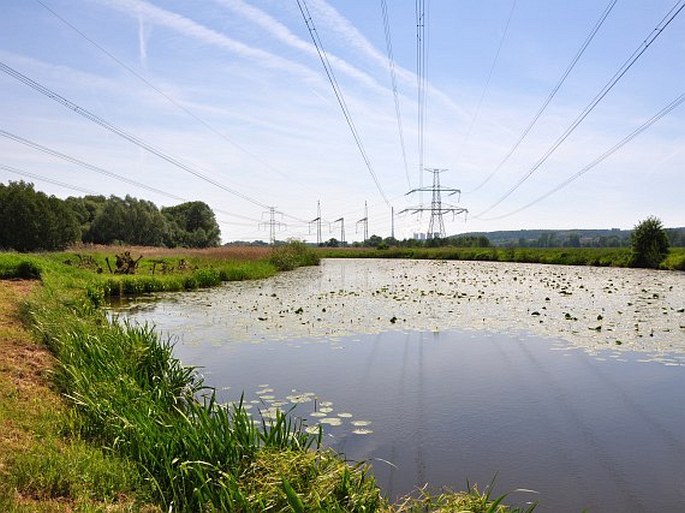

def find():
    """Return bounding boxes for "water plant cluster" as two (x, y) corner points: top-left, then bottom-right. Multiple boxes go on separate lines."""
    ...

(0, 245), (534, 512)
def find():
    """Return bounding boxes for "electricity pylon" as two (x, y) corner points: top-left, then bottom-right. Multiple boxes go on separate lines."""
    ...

(259, 206), (286, 244)
(356, 201), (368, 242)
(333, 217), (345, 244)
(309, 200), (323, 245)
(400, 168), (468, 238)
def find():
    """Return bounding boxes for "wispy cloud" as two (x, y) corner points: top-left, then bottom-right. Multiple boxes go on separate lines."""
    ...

(306, 0), (467, 117)
(210, 0), (391, 97)
(137, 11), (148, 69)
(93, 0), (321, 83)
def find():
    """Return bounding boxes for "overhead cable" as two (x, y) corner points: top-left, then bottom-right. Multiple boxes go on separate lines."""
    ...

(381, 0), (411, 188)
(1, 163), (99, 195)
(467, 0), (618, 194)
(33, 0), (317, 197)
(0, 128), (260, 222)
(479, 91), (685, 221)
(0, 60), (272, 211)
(295, 0), (391, 208)
(416, 0), (427, 190)
(474, 0), (685, 218)
(0, 163), (262, 229)
(457, 0), (518, 160)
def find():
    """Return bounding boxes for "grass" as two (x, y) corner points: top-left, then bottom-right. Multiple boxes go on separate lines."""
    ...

(0, 280), (155, 513)
(319, 246), (685, 270)
(0, 243), (533, 512)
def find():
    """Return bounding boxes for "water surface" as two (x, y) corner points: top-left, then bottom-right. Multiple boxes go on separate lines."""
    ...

(116, 259), (685, 512)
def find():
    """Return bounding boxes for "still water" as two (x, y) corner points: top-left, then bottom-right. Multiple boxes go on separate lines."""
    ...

(117, 260), (685, 512)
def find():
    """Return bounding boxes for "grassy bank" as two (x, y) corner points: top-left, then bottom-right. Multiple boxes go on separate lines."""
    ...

(319, 246), (685, 270)
(0, 280), (150, 512)
(0, 245), (533, 512)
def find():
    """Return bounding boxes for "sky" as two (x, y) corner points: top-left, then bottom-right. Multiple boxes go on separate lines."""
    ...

(0, 0), (683, 243)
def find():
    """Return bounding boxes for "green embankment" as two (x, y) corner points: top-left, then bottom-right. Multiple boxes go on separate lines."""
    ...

(0, 245), (533, 512)
(320, 246), (685, 270)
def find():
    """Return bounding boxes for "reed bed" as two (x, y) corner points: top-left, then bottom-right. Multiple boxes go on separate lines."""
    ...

(68, 243), (273, 261)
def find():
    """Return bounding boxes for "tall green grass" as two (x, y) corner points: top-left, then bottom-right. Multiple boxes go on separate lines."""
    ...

(320, 246), (685, 270)
(26, 285), (383, 512)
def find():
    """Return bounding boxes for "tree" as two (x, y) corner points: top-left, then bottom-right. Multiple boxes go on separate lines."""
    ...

(162, 201), (221, 248)
(87, 195), (170, 246)
(630, 216), (670, 268)
(0, 181), (80, 251)
(365, 235), (383, 248)
(65, 195), (107, 240)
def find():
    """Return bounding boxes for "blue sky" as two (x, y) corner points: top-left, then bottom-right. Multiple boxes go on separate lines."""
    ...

(1, 0), (683, 242)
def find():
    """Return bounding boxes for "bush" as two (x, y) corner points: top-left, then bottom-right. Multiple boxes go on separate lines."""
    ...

(269, 241), (320, 271)
(630, 216), (670, 269)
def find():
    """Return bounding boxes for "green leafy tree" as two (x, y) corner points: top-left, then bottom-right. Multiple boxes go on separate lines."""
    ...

(65, 195), (107, 240)
(87, 195), (170, 246)
(365, 235), (383, 248)
(630, 216), (670, 268)
(0, 181), (80, 251)
(162, 201), (221, 248)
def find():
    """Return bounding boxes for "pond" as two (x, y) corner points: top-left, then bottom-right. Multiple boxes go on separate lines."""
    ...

(115, 259), (685, 512)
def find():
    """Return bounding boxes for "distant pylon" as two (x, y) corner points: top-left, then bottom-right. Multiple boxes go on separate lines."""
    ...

(259, 206), (286, 244)
(356, 201), (369, 241)
(400, 168), (467, 238)
(333, 217), (345, 244)
(309, 200), (323, 245)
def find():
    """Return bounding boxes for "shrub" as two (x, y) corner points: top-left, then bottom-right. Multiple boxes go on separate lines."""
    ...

(630, 216), (670, 268)
(269, 241), (320, 271)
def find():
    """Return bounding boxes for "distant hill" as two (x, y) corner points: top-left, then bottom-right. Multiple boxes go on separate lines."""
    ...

(452, 227), (685, 248)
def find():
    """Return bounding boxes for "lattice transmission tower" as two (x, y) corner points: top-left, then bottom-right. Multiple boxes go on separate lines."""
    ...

(400, 168), (468, 238)
(259, 207), (286, 244)
(356, 201), (369, 242)
(309, 200), (323, 245)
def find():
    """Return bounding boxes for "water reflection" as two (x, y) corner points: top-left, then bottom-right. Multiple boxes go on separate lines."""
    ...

(115, 323), (685, 512)
(112, 259), (685, 511)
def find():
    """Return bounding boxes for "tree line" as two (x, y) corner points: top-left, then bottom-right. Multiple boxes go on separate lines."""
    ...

(0, 181), (221, 252)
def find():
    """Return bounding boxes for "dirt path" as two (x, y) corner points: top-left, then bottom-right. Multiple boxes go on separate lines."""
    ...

(0, 280), (66, 510)
(0, 280), (52, 396)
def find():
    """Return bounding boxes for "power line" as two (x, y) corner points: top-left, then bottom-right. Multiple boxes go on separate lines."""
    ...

(33, 0), (318, 198)
(0, 162), (262, 230)
(295, 0), (391, 208)
(0, 128), (260, 223)
(0, 163), (99, 195)
(416, 0), (427, 191)
(479, 91), (685, 221)
(474, 0), (685, 218)
(0, 60), (273, 211)
(381, 0), (411, 188)
(456, 0), (518, 160)
(467, 0), (618, 194)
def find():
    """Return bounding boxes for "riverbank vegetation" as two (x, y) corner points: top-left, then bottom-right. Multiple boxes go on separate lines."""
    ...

(0, 245), (532, 512)
(319, 245), (685, 271)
